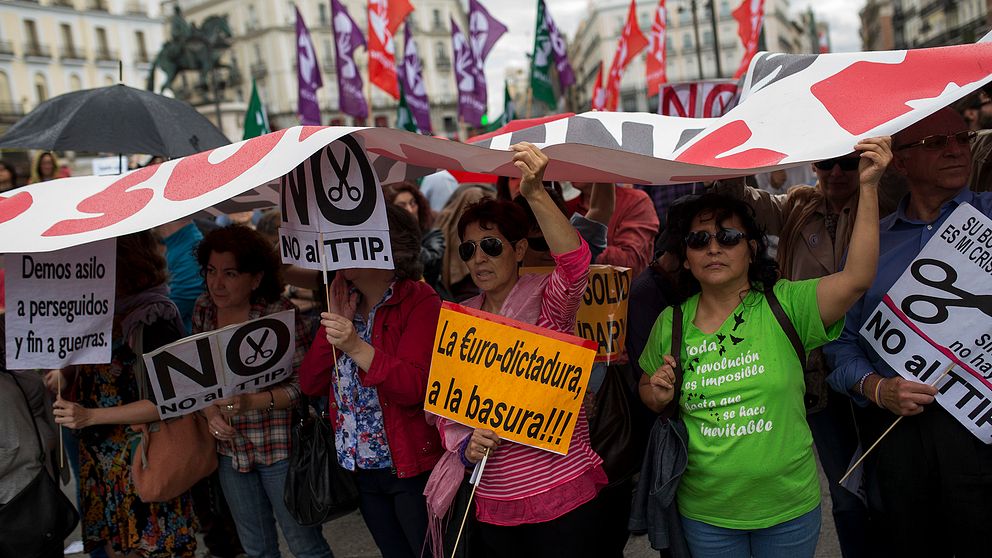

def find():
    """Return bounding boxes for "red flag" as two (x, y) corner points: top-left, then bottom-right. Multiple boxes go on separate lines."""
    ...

(732, 0), (765, 79)
(604, 0), (648, 111)
(591, 62), (605, 110)
(817, 28), (830, 54)
(646, 0), (668, 98)
(368, 0), (415, 99)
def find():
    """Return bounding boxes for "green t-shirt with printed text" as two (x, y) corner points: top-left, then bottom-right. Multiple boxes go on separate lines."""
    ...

(639, 279), (843, 529)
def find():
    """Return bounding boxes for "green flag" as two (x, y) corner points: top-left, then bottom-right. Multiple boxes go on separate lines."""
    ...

(396, 88), (418, 133)
(242, 79), (270, 140)
(529, 0), (555, 108)
(484, 82), (516, 132)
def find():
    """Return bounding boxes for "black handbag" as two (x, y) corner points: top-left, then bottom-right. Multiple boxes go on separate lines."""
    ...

(283, 400), (359, 526)
(588, 362), (645, 484)
(0, 373), (79, 558)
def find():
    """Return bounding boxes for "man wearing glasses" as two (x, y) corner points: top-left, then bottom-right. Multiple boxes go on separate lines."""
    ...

(825, 107), (992, 557)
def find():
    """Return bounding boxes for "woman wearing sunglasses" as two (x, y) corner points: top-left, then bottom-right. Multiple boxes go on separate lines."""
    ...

(638, 137), (891, 558)
(426, 143), (607, 556)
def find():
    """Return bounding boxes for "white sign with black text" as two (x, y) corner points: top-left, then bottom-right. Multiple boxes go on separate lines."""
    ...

(278, 135), (393, 271)
(142, 310), (296, 419)
(4, 239), (116, 369)
(861, 203), (992, 443)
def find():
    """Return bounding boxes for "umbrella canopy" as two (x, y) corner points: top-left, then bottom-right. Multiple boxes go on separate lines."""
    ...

(0, 84), (230, 157)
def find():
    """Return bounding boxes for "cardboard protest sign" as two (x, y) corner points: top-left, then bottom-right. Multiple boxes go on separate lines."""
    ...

(521, 265), (631, 363)
(861, 203), (992, 443)
(426, 302), (597, 454)
(142, 310), (296, 419)
(1, 42), (991, 254)
(278, 134), (393, 271)
(4, 239), (115, 369)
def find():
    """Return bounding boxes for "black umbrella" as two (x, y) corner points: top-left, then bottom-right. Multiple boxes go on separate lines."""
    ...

(0, 84), (230, 158)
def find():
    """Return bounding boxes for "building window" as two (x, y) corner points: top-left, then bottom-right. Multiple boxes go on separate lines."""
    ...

(247, 5), (257, 32)
(374, 115), (388, 127)
(433, 9), (442, 29)
(683, 33), (693, 50)
(443, 116), (456, 133)
(69, 74), (82, 91)
(135, 30), (148, 63)
(0, 71), (14, 112)
(330, 117), (344, 126)
(61, 24), (76, 58)
(703, 30), (713, 46)
(319, 3), (328, 26)
(95, 27), (109, 58)
(34, 73), (48, 104)
(24, 20), (40, 51)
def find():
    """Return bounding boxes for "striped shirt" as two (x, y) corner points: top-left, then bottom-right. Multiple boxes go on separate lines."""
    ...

(192, 295), (304, 473)
(451, 236), (604, 523)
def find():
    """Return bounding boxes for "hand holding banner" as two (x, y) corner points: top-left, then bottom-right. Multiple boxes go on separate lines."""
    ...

(426, 302), (597, 454)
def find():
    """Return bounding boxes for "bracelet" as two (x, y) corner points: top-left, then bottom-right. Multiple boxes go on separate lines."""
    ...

(855, 372), (873, 396)
(266, 391), (275, 413)
(873, 377), (885, 408)
(458, 437), (473, 468)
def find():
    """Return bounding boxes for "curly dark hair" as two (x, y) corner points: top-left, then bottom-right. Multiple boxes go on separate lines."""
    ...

(116, 230), (169, 297)
(384, 182), (434, 232)
(669, 193), (779, 302)
(195, 224), (283, 304)
(386, 204), (424, 281)
(456, 198), (530, 244)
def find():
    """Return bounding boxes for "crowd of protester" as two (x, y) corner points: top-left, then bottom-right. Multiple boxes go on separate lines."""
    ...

(3, 90), (992, 558)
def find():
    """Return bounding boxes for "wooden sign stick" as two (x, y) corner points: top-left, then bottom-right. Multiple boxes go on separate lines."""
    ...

(450, 447), (489, 558)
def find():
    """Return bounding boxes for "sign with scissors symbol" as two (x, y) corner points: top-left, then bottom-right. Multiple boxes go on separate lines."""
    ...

(244, 329), (275, 364)
(902, 258), (992, 324)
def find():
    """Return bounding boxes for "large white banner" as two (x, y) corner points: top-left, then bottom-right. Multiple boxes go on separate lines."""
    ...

(4, 239), (115, 369)
(861, 204), (992, 443)
(142, 310), (296, 419)
(278, 135), (393, 271)
(1, 42), (991, 253)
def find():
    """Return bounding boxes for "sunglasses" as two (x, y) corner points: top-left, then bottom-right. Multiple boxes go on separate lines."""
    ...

(813, 157), (860, 171)
(897, 130), (976, 151)
(458, 237), (506, 261)
(685, 228), (747, 250)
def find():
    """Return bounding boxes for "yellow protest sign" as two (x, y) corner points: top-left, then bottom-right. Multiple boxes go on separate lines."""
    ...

(521, 265), (631, 363)
(426, 302), (598, 454)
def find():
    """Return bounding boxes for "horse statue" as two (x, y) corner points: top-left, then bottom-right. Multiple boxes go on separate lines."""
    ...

(147, 7), (232, 94)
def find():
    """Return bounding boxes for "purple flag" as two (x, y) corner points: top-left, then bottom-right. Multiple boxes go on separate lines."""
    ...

(400, 24), (432, 134)
(468, 0), (507, 61)
(295, 6), (323, 125)
(542, 0), (575, 89)
(451, 17), (485, 127)
(330, 0), (368, 120)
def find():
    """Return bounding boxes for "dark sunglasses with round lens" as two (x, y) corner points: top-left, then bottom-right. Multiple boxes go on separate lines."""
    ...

(458, 237), (505, 261)
(813, 157), (860, 172)
(685, 228), (747, 250)
(897, 130), (976, 151)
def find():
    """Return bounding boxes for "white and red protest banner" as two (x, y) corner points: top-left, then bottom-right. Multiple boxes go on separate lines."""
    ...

(861, 204), (992, 443)
(0, 42), (991, 253)
(659, 79), (739, 118)
(5, 239), (115, 369)
(143, 310), (296, 419)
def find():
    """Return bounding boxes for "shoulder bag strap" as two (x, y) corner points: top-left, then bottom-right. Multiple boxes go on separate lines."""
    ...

(7, 372), (47, 465)
(668, 304), (685, 420)
(765, 287), (807, 373)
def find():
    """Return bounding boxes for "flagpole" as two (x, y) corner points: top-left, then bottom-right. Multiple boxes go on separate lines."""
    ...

(526, 87), (533, 119)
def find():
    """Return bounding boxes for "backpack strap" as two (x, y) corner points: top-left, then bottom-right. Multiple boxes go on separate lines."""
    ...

(765, 287), (807, 374)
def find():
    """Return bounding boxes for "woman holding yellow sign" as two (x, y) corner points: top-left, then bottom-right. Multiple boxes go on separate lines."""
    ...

(638, 136), (892, 557)
(426, 143), (607, 556)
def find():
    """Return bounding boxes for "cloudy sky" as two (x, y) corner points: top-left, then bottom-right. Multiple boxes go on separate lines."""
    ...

(479, 0), (863, 114)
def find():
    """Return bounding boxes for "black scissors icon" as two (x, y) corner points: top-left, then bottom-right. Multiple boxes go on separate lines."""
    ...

(901, 258), (992, 324)
(245, 330), (274, 365)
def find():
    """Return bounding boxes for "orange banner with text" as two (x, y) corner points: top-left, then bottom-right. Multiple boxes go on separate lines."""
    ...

(426, 302), (598, 454)
(520, 265), (631, 363)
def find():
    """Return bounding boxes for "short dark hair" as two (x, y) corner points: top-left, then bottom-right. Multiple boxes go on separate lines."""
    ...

(386, 204), (424, 281)
(669, 193), (778, 301)
(117, 230), (169, 297)
(196, 224), (283, 304)
(0, 160), (18, 189)
(456, 198), (530, 244)
(384, 182), (434, 232)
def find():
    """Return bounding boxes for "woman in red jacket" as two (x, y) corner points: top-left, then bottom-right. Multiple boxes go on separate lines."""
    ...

(300, 205), (443, 558)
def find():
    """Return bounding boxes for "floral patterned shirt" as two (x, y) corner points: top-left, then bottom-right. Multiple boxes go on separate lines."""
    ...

(333, 285), (393, 471)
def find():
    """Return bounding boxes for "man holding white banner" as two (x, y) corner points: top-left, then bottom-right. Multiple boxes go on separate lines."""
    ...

(826, 108), (992, 556)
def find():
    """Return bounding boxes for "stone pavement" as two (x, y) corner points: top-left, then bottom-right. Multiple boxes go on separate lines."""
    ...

(65, 458), (842, 557)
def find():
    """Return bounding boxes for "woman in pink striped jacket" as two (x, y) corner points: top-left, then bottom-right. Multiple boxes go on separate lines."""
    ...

(425, 143), (607, 557)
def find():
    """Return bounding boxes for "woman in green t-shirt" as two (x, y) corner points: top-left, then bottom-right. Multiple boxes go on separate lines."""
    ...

(638, 137), (891, 557)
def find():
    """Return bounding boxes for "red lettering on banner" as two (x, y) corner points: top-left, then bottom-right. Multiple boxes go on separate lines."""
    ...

(0, 191), (33, 225)
(662, 84), (696, 117)
(811, 45), (992, 135)
(164, 129), (288, 201)
(43, 166), (157, 237)
(675, 120), (786, 168)
(703, 84), (738, 118)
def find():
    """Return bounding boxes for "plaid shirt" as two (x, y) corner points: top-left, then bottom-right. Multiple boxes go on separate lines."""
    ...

(192, 294), (305, 473)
